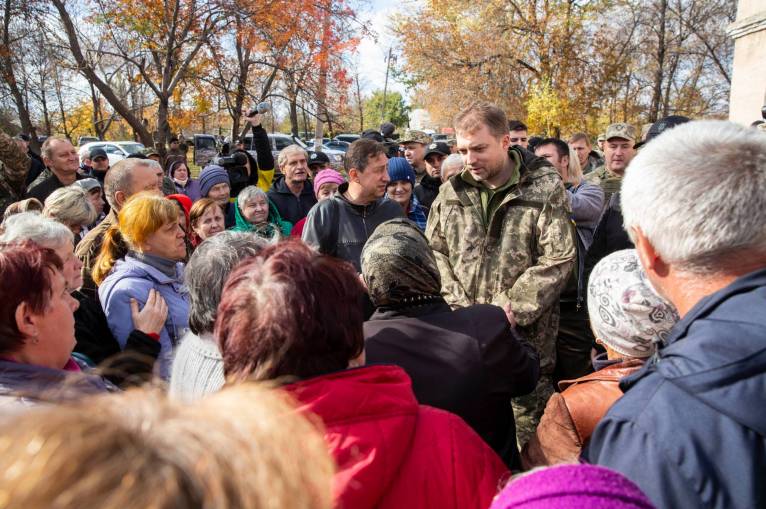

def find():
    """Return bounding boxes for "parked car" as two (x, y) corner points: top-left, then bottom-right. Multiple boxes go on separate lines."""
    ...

(78, 136), (99, 146)
(192, 134), (218, 167)
(78, 141), (146, 166)
(334, 134), (360, 144)
(242, 133), (345, 171)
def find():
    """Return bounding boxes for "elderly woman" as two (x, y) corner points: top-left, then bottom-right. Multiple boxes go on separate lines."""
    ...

(362, 218), (539, 467)
(385, 158), (428, 231)
(189, 198), (225, 247)
(0, 242), (114, 411)
(166, 160), (201, 202)
(0, 385), (334, 509)
(232, 185), (291, 238)
(1, 212), (166, 386)
(169, 231), (267, 402)
(43, 185), (98, 242)
(216, 240), (507, 509)
(94, 193), (189, 379)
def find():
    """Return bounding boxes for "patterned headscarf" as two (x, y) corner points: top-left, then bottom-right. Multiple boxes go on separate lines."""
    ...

(588, 249), (679, 358)
(361, 218), (441, 307)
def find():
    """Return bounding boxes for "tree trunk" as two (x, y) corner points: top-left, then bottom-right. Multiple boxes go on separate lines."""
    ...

(289, 93), (299, 138)
(157, 95), (172, 152)
(649, 0), (668, 122)
(52, 0), (153, 146)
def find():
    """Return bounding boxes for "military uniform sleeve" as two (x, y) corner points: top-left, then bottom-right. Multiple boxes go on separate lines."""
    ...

(425, 194), (471, 308)
(0, 131), (30, 189)
(496, 178), (576, 326)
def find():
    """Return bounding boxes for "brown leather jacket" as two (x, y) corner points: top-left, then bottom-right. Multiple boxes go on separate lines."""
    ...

(521, 358), (643, 470)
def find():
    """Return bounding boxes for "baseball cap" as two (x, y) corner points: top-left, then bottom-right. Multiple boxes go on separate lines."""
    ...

(75, 178), (102, 193)
(89, 147), (108, 161)
(645, 115), (691, 143)
(400, 129), (432, 145)
(425, 141), (450, 159)
(308, 151), (331, 167)
(604, 123), (637, 143)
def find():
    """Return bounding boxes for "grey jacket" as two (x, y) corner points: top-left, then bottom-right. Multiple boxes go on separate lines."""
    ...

(567, 181), (604, 252)
(169, 331), (225, 403)
(301, 182), (403, 271)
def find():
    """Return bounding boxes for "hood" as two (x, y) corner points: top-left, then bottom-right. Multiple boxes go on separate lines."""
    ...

(285, 365), (418, 508)
(623, 268), (766, 435)
(107, 255), (184, 286)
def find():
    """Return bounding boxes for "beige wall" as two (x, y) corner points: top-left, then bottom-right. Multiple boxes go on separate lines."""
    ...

(728, 1), (766, 125)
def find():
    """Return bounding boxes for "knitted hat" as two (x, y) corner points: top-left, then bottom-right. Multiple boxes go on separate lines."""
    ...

(387, 157), (416, 186)
(490, 464), (655, 509)
(198, 165), (230, 198)
(313, 169), (345, 196)
(588, 249), (679, 358)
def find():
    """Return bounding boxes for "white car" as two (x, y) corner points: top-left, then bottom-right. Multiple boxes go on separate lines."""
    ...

(78, 141), (146, 166)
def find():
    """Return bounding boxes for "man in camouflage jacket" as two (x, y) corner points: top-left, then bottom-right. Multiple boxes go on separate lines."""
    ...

(583, 123), (637, 204)
(426, 102), (576, 446)
(0, 132), (31, 217)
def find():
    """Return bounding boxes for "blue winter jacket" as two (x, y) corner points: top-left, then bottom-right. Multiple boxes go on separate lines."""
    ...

(98, 255), (189, 379)
(583, 268), (766, 509)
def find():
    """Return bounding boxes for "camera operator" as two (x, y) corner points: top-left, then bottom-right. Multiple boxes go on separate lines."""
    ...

(231, 108), (275, 197)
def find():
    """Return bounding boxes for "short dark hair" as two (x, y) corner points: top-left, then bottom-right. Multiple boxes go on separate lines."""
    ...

(345, 138), (386, 173)
(0, 242), (63, 355)
(216, 240), (365, 381)
(536, 138), (570, 160)
(508, 120), (528, 132)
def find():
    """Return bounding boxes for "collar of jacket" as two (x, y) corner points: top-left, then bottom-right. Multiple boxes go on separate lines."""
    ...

(122, 254), (184, 285)
(272, 174), (313, 196)
(335, 182), (386, 215)
(420, 174), (441, 189)
(370, 296), (449, 319)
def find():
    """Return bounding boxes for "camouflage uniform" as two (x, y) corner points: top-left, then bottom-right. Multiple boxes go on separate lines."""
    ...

(0, 132), (31, 217)
(582, 123), (637, 203)
(400, 129), (432, 183)
(426, 146), (576, 445)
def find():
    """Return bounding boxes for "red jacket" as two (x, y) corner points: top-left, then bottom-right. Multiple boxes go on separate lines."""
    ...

(285, 365), (508, 509)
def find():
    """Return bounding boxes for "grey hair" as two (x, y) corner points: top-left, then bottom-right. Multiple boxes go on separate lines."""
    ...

(237, 185), (267, 205)
(0, 211), (74, 248)
(185, 231), (270, 334)
(43, 186), (97, 227)
(622, 120), (766, 273)
(277, 144), (308, 169)
(104, 158), (153, 210)
(40, 136), (71, 160)
(442, 153), (463, 172)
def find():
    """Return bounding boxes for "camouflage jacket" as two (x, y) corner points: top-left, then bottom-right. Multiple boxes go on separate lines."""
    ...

(582, 165), (622, 199)
(0, 132), (31, 216)
(581, 152), (604, 175)
(426, 148), (576, 370)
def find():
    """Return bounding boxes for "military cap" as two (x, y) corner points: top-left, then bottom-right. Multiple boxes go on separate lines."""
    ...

(425, 141), (451, 159)
(400, 129), (432, 145)
(604, 123), (637, 142)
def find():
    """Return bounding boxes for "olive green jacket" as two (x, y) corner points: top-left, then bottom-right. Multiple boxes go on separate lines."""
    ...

(426, 148), (576, 372)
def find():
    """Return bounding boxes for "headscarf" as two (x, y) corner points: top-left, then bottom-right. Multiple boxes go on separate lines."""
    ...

(232, 196), (292, 239)
(361, 218), (441, 308)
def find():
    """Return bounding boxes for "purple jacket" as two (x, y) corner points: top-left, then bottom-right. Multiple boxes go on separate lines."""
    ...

(173, 179), (202, 202)
(98, 255), (189, 379)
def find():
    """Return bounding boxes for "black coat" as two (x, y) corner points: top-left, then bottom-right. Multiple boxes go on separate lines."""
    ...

(267, 175), (317, 226)
(73, 290), (161, 387)
(583, 192), (634, 291)
(414, 174), (441, 211)
(364, 299), (540, 467)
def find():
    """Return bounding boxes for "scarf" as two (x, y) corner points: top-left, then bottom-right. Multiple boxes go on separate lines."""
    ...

(129, 250), (178, 278)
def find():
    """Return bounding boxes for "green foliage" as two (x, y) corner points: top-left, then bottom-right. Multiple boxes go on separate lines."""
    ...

(363, 90), (410, 129)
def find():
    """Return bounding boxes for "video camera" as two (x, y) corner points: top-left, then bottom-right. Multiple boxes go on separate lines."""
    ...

(213, 151), (249, 188)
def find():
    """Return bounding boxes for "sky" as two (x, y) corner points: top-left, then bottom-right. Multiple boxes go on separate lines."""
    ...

(353, 0), (410, 99)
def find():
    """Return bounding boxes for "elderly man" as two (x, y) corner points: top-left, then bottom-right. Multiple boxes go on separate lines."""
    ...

(76, 158), (164, 299)
(169, 232), (267, 402)
(27, 136), (84, 203)
(267, 145), (317, 225)
(583, 123), (637, 203)
(427, 101), (576, 446)
(584, 121), (766, 509)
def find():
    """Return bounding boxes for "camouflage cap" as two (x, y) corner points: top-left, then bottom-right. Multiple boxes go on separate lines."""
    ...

(597, 133), (606, 142)
(605, 123), (637, 142)
(400, 129), (432, 145)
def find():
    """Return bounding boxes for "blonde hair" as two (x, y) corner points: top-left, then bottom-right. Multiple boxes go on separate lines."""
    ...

(44, 186), (97, 228)
(0, 384), (334, 509)
(92, 192), (178, 285)
(566, 145), (583, 185)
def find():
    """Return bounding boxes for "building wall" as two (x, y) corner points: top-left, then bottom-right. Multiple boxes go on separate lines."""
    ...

(728, 0), (766, 125)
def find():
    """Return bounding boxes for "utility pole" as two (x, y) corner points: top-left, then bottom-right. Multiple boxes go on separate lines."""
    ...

(380, 46), (393, 124)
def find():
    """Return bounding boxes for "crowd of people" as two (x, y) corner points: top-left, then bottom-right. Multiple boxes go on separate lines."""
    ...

(0, 100), (764, 509)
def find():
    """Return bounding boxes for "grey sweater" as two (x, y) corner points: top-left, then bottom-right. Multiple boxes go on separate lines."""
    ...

(169, 332), (225, 402)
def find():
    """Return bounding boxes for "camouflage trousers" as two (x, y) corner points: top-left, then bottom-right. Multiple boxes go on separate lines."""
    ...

(512, 375), (555, 447)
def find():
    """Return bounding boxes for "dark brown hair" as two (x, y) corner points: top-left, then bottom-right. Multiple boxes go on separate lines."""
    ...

(454, 101), (510, 138)
(345, 138), (386, 173)
(216, 239), (365, 381)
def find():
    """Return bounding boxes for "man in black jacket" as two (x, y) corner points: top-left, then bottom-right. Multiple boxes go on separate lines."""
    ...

(415, 141), (450, 211)
(302, 139), (402, 272)
(267, 145), (317, 225)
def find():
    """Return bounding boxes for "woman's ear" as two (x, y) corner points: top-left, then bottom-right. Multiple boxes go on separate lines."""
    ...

(14, 302), (38, 339)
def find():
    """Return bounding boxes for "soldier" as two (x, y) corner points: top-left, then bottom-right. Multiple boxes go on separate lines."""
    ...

(426, 101), (576, 447)
(583, 123), (637, 203)
(400, 129), (432, 183)
(0, 132), (31, 217)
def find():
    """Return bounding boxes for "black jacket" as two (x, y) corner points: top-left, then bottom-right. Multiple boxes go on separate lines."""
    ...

(583, 192), (633, 292)
(231, 125), (274, 198)
(73, 290), (161, 387)
(414, 174), (441, 211)
(301, 182), (403, 271)
(267, 174), (317, 226)
(364, 300), (540, 468)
